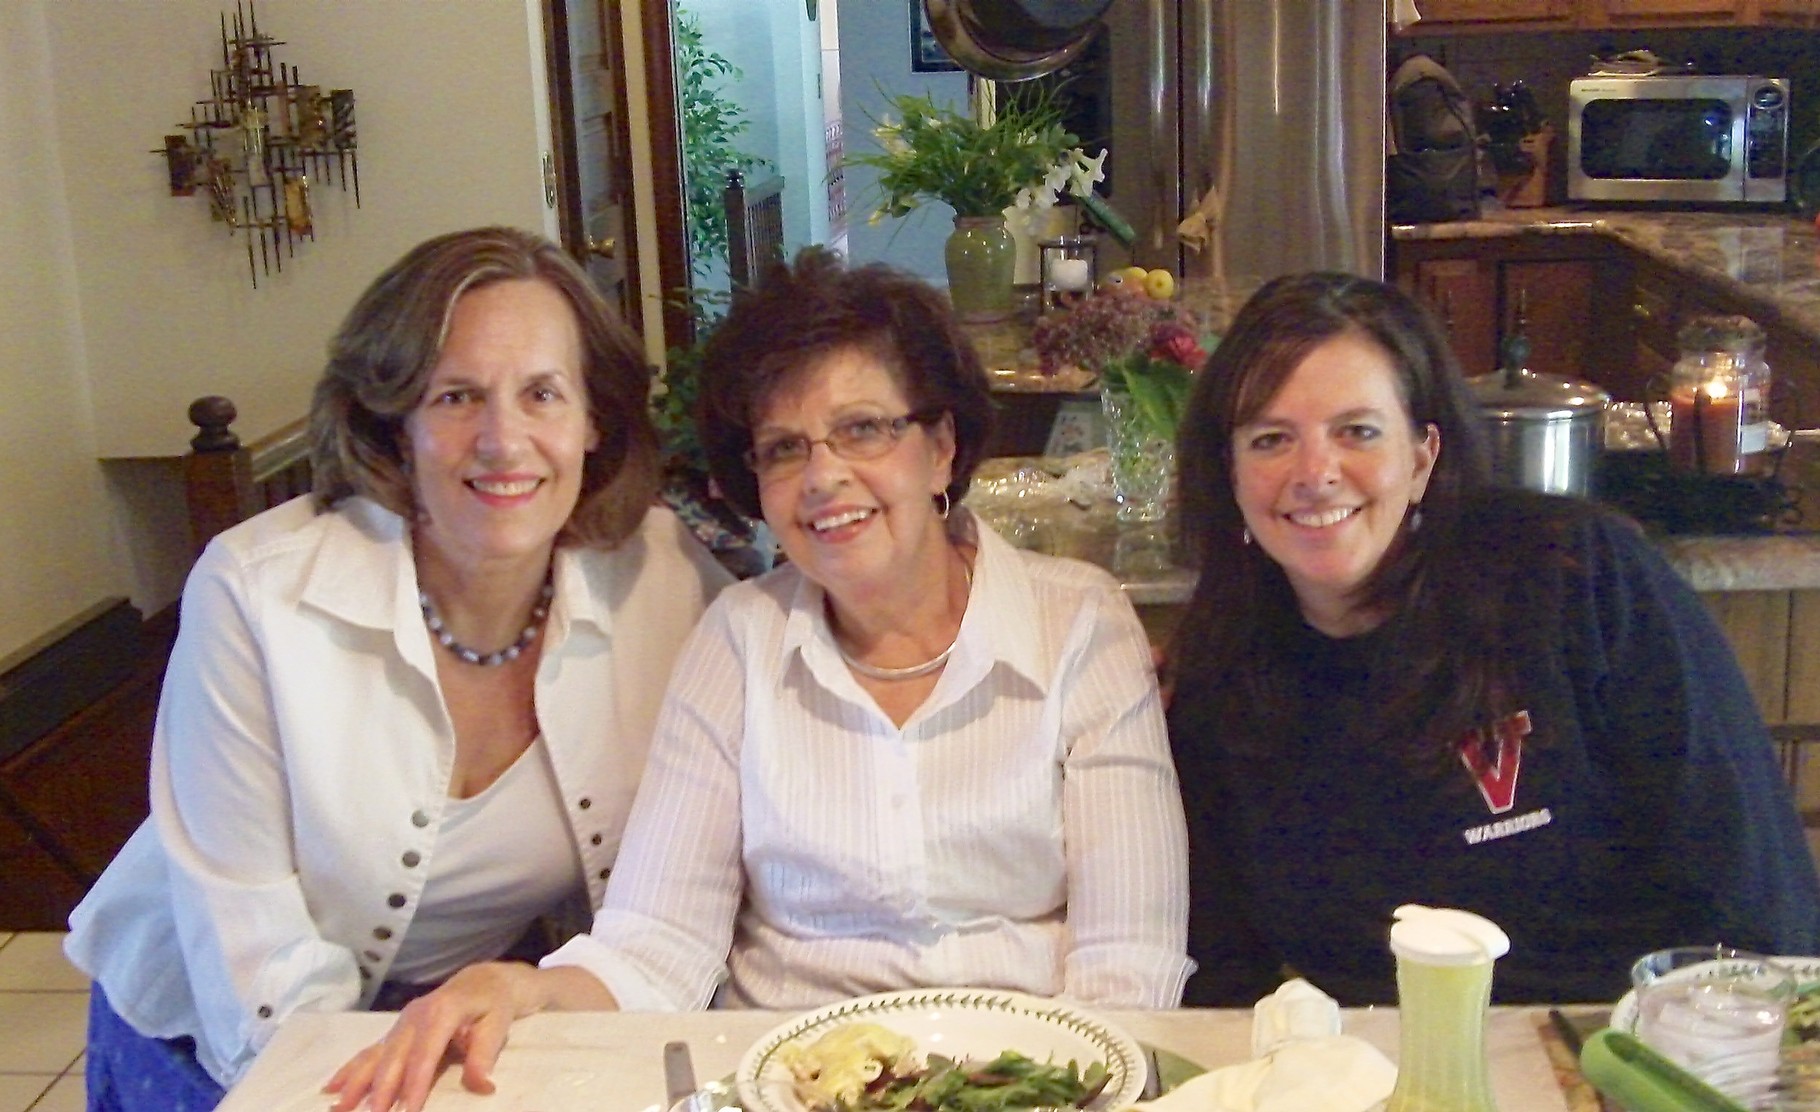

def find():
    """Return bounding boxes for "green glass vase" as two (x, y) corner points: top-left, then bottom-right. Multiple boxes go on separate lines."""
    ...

(944, 215), (1015, 323)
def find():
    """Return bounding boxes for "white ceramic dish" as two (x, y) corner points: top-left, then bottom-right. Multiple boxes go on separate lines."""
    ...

(1611, 954), (1820, 1034)
(733, 988), (1147, 1112)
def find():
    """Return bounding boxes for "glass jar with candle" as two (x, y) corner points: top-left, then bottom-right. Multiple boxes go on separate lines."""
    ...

(1039, 234), (1099, 313)
(1668, 315), (1772, 476)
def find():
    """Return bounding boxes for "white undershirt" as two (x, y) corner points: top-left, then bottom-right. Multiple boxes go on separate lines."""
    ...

(388, 735), (583, 984)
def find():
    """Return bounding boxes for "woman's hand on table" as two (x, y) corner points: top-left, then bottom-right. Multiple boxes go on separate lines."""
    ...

(322, 962), (616, 1112)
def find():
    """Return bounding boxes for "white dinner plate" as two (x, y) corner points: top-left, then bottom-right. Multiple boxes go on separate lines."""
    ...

(733, 987), (1147, 1112)
(1610, 954), (1820, 1034)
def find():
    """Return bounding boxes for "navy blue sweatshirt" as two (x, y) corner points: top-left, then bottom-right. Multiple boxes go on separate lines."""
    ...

(1169, 492), (1820, 1005)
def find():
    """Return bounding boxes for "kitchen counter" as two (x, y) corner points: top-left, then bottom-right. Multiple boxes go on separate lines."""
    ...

(972, 450), (1820, 601)
(1393, 206), (1820, 346)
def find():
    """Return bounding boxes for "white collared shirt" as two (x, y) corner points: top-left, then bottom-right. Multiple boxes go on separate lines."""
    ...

(65, 496), (730, 1085)
(542, 512), (1193, 1010)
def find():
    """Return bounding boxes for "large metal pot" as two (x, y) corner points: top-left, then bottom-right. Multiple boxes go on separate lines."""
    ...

(923, 0), (1109, 82)
(1466, 363), (1610, 497)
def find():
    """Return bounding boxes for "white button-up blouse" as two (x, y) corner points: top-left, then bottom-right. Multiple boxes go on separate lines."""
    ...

(65, 496), (729, 1086)
(542, 513), (1193, 1010)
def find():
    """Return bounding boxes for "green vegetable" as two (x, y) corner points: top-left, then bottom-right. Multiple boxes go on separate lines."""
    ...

(829, 1049), (1109, 1112)
(1787, 979), (1820, 1044)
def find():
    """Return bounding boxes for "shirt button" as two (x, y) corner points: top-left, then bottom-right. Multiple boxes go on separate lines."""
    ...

(589, 833), (602, 846)
(387, 894), (406, 909)
(597, 867), (610, 881)
(578, 797), (592, 810)
(257, 1005), (273, 1019)
(364, 951), (381, 962)
(411, 810), (430, 828)
(402, 850), (421, 868)
(373, 927), (393, 941)
(359, 966), (372, 980)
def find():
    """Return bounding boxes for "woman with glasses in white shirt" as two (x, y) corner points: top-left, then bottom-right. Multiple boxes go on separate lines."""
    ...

(330, 248), (1191, 1112)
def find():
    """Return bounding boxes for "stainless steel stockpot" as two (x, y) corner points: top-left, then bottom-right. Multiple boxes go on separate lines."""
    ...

(1466, 365), (1611, 497)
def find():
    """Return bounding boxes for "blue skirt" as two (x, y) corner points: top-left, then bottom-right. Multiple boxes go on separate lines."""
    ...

(85, 985), (225, 1112)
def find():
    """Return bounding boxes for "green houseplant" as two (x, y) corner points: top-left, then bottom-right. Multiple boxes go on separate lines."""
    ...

(845, 89), (1099, 321)
(676, 11), (768, 280)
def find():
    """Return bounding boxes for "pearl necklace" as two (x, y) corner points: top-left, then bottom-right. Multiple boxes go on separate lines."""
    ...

(420, 572), (554, 667)
(835, 558), (972, 682)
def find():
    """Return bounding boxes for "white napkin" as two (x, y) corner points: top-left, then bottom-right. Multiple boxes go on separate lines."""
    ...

(1135, 980), (1396, 1112)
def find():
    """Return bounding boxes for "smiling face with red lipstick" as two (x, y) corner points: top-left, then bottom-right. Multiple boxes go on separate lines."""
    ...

(1231, 328), (1438, 637)
(753, 345), (956, 604)
(404, 278), (599, 581)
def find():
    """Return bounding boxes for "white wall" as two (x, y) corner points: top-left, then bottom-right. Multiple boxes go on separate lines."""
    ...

(46, 0), (557, 461)
(0, 0), (120, 667)
(836, 0), (965, 281)
(0, 0), (557, 661)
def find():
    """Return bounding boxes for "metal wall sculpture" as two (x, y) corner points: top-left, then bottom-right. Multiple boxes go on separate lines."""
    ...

(153, 2), (359, 287)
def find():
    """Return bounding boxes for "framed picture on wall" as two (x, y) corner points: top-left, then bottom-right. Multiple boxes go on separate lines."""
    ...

(910, 2), (961, 73)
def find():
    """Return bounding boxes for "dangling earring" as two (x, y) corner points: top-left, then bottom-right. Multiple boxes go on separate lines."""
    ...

(1408, 504), (1424, 532)
(1241, 526), (1253, 546)
(935, 490), (952, 520)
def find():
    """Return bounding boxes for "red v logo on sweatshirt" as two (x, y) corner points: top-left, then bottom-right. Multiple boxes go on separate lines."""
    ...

(1459, 710), (1532, 815)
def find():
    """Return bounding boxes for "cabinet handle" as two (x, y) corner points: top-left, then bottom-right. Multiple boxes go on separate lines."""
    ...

(1633, 302), (1654, 321)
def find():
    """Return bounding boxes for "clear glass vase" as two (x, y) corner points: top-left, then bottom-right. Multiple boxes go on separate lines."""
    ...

(1099, 384), (1173, 523)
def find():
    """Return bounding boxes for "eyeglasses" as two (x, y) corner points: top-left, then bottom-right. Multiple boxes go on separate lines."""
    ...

(744, 409), (941, 476)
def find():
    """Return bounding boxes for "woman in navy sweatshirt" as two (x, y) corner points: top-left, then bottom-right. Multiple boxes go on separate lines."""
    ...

(1168, 271), (1820, 1005)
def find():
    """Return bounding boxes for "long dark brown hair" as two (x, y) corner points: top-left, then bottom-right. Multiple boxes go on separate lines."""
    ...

(1171, 272), (1505, 764)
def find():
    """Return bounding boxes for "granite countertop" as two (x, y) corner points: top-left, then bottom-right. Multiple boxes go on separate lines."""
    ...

(1393, 206), (1820, 345)
(972, 450), (1820, 598)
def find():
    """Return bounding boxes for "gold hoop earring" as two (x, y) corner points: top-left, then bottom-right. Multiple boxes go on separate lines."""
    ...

(1241, 526), (1253, 546)
(935, 491), (952, 520)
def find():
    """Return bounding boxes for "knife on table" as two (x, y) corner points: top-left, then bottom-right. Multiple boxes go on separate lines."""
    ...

(664, 1040), (698, 1108)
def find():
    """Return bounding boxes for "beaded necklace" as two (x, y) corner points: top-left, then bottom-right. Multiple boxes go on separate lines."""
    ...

(419, 572), (554, 667)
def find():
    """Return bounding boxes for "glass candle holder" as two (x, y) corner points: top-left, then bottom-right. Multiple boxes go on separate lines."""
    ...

(1668, 314), (1772, 476)
(1040, 234), (1099, 313)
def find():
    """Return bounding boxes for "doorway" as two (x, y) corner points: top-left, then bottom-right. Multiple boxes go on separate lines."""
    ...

(671, 0), (843, 296)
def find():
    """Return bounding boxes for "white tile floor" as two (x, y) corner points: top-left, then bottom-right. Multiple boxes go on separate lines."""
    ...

(0, 933), (87, 1112)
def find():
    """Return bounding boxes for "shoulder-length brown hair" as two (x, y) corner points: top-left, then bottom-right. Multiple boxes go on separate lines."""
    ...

(695, 247), (996, 519)
(309, 226), (660, 548)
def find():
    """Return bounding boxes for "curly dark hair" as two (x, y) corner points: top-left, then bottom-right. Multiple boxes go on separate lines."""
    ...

(695, 247), (996, 519)
(308, 226), (660, 549)
(1172, 271), (1504, 764)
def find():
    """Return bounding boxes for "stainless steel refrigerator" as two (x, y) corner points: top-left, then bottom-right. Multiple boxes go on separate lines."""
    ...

(1100, 0), (1386, 283)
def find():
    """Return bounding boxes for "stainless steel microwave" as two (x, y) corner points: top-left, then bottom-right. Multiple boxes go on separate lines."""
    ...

(1567, 75), (1789, 204)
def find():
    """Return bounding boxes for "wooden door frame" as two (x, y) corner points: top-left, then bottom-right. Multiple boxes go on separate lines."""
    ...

(541, 0), (692, 348)
(637, 0), (695, 349)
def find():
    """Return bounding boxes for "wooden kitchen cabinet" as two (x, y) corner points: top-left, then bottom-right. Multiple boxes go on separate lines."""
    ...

(1597, 0), (1746, 18)
(1406, 256), (1499, 378)
(1412, 0), (1577, 25)
(1391, 235), (1627, 388)
(1399, 0), (1810, 29)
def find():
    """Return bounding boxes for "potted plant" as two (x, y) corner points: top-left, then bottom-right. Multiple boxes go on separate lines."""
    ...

(845, 88), (1100, 321)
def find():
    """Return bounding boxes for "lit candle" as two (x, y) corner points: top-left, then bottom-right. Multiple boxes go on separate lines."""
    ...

(1049, 257), (1092, 292)
(1669, 379), (1744, 474)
